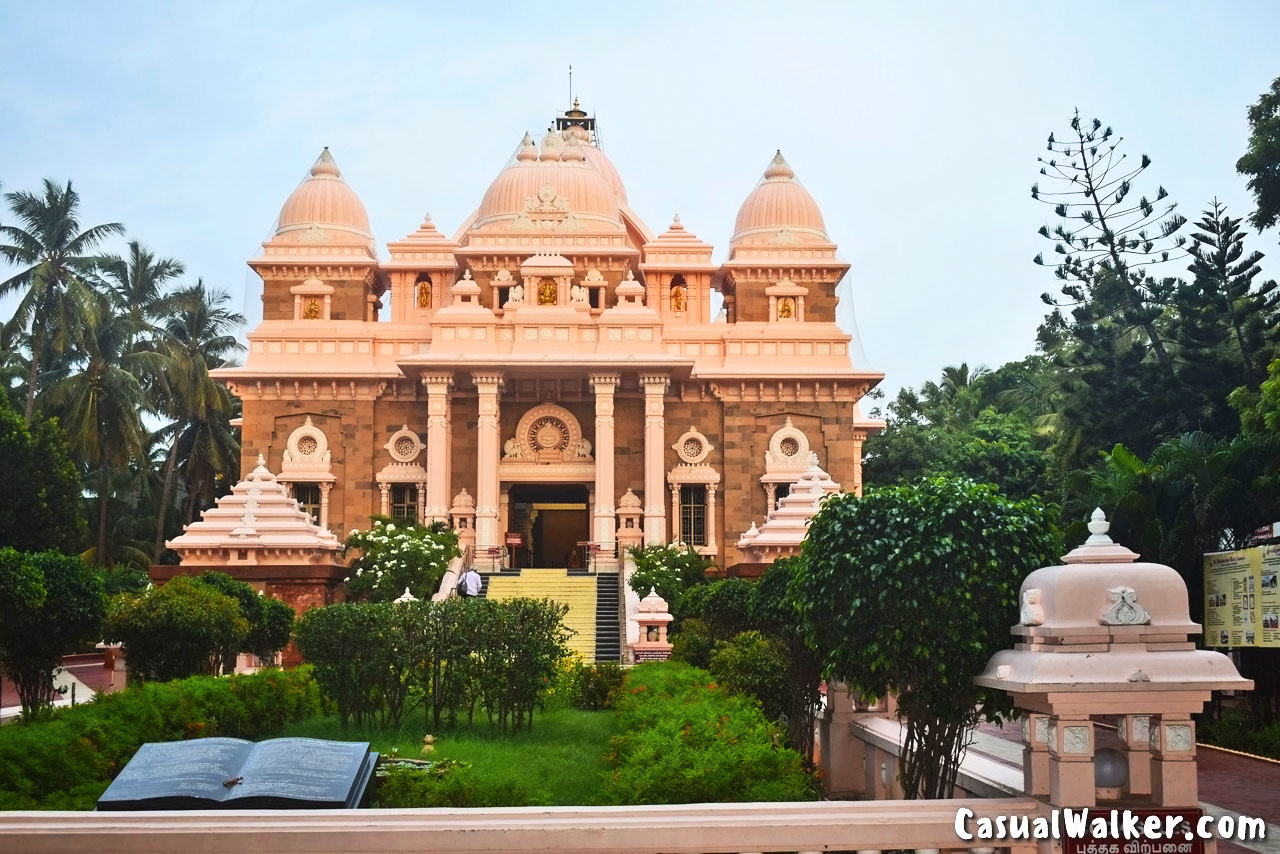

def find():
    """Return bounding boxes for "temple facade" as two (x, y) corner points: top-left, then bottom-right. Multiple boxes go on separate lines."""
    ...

(213, 103), (883, 573)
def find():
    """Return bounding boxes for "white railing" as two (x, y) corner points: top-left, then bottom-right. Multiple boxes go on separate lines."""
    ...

(0, 799), (1043, 854)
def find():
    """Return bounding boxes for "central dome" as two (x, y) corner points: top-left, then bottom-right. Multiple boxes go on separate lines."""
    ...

(472, 132), (624, 232)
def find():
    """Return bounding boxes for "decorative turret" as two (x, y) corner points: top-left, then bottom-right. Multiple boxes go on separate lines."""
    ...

(975, 509), (1252, 808)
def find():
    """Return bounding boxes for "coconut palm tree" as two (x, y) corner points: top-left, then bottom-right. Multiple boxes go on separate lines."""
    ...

(99, 240), (186, 340)
(41, 292), (170, 565)
(0, 180), (124, 421)
(152, 281), (244, 558)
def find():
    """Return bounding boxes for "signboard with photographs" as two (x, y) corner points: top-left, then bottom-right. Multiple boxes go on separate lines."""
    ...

(1204, 544), (1280, 648)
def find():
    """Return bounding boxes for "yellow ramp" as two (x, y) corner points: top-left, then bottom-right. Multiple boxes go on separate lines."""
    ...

(485, 569), (598, 661)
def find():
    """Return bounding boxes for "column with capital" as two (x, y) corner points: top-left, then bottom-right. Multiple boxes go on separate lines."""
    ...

(318, 482), (331, 531)
(705, 483), (718, 552)
(641, 374), (669, 544)
(421, 373), (454, 522)
(851, 430), (867, 497)
(473, 372), (504, 551)
(591, 373), (620, 561)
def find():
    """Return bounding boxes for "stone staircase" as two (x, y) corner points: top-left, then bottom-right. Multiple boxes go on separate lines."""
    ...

(483, 568), (598, 661)
(593, 572), (622, 662)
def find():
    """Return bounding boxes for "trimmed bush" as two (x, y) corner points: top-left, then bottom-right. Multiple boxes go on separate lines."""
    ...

(378, 764), (542, 807)
(604, 661), (814, 804)
(0, 667), (321, 810)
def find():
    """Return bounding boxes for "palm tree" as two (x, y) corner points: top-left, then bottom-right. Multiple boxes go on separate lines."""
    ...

(99, 240), (186, 339)
(0, 180), (124, 421)
(152, 282), (244, 558)
(41, 292), (170, 565)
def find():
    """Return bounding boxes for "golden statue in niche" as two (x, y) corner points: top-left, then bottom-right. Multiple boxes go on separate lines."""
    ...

(777, 297), (796, 319)
(304, 299), (321, 319)
(538, 278), (557, 305)
(416, 280), (431, 308)
(671, 285), (686, 312)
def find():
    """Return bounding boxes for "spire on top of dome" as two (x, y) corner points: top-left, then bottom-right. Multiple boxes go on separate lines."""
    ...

(516, 132), (537, 162)
(763, 150), (795, 181)
(311, 147), (341, 177)
(562, 134), (586, 162)
(539, 130), (564, 161)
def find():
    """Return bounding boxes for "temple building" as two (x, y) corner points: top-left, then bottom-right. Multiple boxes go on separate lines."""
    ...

(212, 102), (883, 577)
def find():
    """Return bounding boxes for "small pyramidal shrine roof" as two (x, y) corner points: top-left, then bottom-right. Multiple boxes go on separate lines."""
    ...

(736, 462), (841, 562)
(167, 455), (342, 560)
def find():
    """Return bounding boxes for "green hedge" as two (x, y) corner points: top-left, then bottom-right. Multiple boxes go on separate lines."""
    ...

(603, 661), (815, 804)
(0, 667), (321, 809)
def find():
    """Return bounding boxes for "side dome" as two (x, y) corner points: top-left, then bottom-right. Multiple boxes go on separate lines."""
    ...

(731, 151), (828, 245)
(274, 148), (373, 242)
(472, 133), (623, 232)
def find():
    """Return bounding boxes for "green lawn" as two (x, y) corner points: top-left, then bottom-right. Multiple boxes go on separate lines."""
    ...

(277, 707), (620, 806)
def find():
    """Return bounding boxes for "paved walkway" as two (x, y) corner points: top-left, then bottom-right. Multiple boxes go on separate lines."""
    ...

(971, 719), (1280, 854)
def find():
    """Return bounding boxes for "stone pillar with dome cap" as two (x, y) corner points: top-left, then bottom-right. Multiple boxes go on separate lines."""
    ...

(975, 508), (1252, 809)
(631, 588), (673, 662)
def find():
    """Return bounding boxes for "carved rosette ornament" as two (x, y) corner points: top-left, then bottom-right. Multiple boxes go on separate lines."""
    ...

(384, 426), (424, 463)
(506, 404), (587, 463)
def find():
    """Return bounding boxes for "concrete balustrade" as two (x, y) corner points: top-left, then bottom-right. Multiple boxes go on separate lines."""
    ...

(0, 800), (1042, 854)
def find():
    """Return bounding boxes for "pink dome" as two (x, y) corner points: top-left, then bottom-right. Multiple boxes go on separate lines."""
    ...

(275, 148), (373, 241)
(731, 151), (828, 245)
(473, 135), (623, 231)
(582, 144), (627, 202)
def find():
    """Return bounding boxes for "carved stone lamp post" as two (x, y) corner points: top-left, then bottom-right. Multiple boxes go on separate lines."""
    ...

(632, 588), (674, 662)
(975, 510), (1251, 808)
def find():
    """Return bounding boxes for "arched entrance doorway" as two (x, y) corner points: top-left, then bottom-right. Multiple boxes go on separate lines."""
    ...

(507, 483), (589, 569)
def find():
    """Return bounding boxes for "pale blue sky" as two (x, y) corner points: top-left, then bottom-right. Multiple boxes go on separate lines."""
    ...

(2, 1), (1277, 400)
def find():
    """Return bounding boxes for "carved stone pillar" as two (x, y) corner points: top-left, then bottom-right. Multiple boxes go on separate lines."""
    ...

(1150, 714), (1197, 807)
(1022, 713), (1051, 797)
(318, 482), (331, 531)
(851, 430), (867, 497)
(416, 481), (426, 525)
(705, 483), (717, 553)
(473, 372), (504, 550)
(1047, 717), (1095, 807)
(421, 373), (453, 522)
(763, 482), (777, 512)
(670, 484), (681, 542)
(378, 483), (390, 517)
(1118, 713), (1152, 797)
(591, 373), (620, 555)
(641, 374), (669, 544)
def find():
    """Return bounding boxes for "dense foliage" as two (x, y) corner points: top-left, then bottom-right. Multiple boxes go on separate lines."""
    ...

(0, 548), (105, 719)
(295, 596), (571, 733)
(0, 180), (244, 572)
(0, 667), (321, 809)
(0, 394), (86, 552)
(103, 575), (249, 681)
(343, 517), (461, 602)
(795, 477), (1061, 798)
(1238, 76), (1280, 234)
(671, 560), (823, 764)
(603, 662), (814, 804)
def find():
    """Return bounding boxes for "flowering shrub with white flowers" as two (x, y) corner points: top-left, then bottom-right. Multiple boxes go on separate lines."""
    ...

(626, 542), (713, 612)
(343, 517), (461, 602)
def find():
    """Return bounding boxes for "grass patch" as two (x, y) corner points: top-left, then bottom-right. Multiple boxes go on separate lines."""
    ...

(277, 706), (619, 806)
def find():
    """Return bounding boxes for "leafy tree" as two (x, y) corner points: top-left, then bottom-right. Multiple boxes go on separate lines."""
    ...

(0, 180), (123, 421)
(0, 393), (85, 553)
(1175, 202), (1279, 436)
(1231, 358), (1280, 434)
(794, 477), (1061, 798)
(104, 574), (248, 682)
(0, 548), (105, 720)
(192, 571), (294, 667)
(1237, 76), (1280, 235)
(343, 517), (461, 601)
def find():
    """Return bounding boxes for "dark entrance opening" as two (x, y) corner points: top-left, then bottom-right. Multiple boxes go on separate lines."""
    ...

(507, 484), (589, 569)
